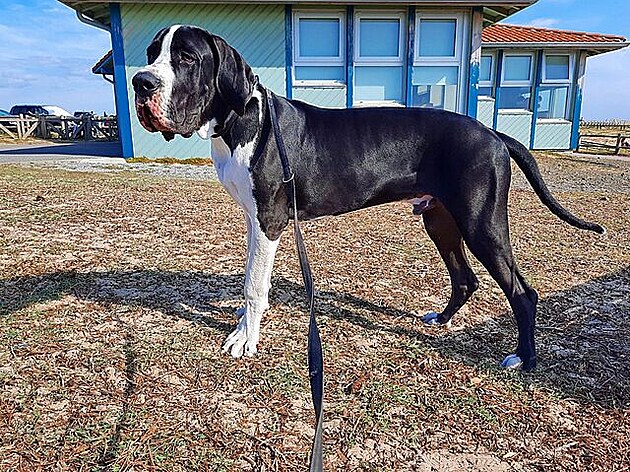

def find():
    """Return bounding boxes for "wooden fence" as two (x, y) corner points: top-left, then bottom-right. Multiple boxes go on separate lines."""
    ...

(581, 119), (630, 130)
(577, 133), (630, 155)
(0, 115), (118, 141)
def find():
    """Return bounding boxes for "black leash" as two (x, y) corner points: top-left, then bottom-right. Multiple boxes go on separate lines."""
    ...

(266, 88), (324, 471)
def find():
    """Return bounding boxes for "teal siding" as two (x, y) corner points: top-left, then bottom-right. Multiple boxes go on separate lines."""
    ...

(293, 87), (347, 108)
(533, 120), (572, 150)
(121, 3), (286, 158)
(496, 111), (533, 148)
(477, 97), (494, 128)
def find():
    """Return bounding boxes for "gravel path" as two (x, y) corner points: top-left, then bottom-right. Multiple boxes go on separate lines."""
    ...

(26, 153), (630, 193)
(25, 157), (220, 181)
(19, 151), (629, 194)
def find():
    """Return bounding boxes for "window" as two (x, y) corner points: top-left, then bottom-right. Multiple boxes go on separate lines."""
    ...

(498, 53), (534, 110)
(293, 11), (346, 85)
(412, 12), (466, 112)
(503, 55), (532, 82)
(479, 53), (495, 97)
(418, 19), (456, 58)
(537, 54), (572, 119)
(537, 86), (570, 119)
(544, 54), (570, 81)
(353, 11), (406, 105)
(480, 55), (493, 82)
(411, 66), (459, 109)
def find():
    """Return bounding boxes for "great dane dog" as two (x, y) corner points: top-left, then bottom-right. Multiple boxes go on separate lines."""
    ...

(131, 25), (604, 371)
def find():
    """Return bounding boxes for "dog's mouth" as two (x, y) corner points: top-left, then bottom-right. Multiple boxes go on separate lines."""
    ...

(135, 94), (196, 141)
(135, 93), (187, 141)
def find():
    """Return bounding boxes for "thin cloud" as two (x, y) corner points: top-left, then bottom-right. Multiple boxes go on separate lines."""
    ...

(527, 18), (561, 28)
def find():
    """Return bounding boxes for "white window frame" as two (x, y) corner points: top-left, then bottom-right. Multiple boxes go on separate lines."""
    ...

(479, 52), (496, 88)
(538, 51), (574, 122)
(353, 9), (406, 106)
(414, 12), (465, 63)
(412, 11), (468, 113)
(500, 52), (535, 87)
(354, 10), (406, 64)
(542, 52), (573, 85)
(497, 52), (535, 112)
(293, 10), (346, 87)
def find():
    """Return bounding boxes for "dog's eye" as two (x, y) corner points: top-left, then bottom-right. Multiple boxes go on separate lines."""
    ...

(180, 51), (197, 65)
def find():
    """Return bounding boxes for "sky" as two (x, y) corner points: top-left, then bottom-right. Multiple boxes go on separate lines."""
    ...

(0, 0), (628, 119)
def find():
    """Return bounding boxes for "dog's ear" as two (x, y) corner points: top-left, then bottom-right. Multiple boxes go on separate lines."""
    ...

(208, 35), (255, 116)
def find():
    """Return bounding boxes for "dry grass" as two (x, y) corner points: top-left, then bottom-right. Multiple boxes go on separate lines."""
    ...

(0, 135), (49, 145)
(1, 154), (629, 471)
(126, 157), (214, 166)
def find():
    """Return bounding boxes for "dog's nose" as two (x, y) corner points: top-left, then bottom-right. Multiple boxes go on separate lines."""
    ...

(132, 71), (161, 98)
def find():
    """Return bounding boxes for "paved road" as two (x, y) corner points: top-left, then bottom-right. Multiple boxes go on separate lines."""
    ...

(0, 141), (122, 163)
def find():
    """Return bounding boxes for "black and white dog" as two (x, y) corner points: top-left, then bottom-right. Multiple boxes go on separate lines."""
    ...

(132, 25), (604, 371)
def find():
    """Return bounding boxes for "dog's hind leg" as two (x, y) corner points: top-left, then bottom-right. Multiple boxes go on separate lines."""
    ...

(223, 213), (280, 358)
(444, 193), (538, 371)
(420, 202), (479, 326)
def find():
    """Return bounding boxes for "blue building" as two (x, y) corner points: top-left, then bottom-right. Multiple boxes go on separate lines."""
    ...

(60, 1), (628, 158)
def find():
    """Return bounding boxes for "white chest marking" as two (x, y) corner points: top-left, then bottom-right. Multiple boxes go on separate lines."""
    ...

(211, 134), (257, 215)
(210, 91), (264, 215)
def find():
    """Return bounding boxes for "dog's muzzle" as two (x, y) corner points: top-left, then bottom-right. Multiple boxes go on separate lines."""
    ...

(132, 71), (174, 135)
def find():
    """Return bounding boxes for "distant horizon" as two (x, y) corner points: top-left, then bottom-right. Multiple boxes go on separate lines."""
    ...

(0, 0), (628, 120)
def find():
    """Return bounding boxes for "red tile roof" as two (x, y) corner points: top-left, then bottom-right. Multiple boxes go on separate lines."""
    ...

(483, 24), (627, 45)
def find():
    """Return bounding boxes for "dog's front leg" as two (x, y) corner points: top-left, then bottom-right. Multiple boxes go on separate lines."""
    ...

(223, 214), (280, 357)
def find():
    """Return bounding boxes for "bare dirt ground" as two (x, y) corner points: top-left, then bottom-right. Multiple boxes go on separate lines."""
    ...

(0, 153), (629, 471)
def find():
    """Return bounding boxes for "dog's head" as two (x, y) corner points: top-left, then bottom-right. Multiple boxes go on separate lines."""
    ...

(131, 25), (256, 141)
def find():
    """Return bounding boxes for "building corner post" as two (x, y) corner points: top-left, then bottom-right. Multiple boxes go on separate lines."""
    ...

(467, 7), (483, 119)
(571, 50), (587, 150)
(405, 7), (416, 108)
(530, 50), (544, 149)
(346, 6), (354, 108)
(285, 5), (293, 99)
(492, 50), (504, 129)
(110, 3), (134, 158)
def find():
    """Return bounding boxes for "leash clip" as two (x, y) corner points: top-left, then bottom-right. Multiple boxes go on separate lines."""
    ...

(283, 172), (295, 183)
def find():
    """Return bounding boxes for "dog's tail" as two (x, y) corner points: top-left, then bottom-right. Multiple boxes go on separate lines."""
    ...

(495, 130), (606, 235)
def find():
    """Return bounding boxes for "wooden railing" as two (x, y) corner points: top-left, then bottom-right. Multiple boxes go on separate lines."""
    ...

(0, 115), (118, 141)
(580, 119), (630, 130)
(577, 133), (630, 155)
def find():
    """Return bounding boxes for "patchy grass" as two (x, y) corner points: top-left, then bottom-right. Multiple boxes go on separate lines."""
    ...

(0, 154), (629, 471)
(0, 135), (51, 145)
(126, 156), (214, 165)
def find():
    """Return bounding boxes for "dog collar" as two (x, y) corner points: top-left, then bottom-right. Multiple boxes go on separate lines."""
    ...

(211, 76), (260, 139)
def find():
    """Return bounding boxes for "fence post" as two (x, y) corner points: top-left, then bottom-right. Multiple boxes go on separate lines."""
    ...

(39, 116), (47, 139)
(615, 134), (622, 155)
(85, 114), (92, 141)
(16, 115), (22, 139)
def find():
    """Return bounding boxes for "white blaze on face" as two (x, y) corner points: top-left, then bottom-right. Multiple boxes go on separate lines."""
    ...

(137, 25), (181, 127)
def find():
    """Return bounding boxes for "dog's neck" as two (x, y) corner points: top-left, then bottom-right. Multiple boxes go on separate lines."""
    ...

(213, 84), (265, 153)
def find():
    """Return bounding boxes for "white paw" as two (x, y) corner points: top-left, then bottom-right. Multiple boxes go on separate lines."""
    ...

(222, 321), (258, 358)
(500, 354), (523, 369)
(421, 312), (451, 328)
(235, 306), (245, 319)
(421, 311), (440, 325)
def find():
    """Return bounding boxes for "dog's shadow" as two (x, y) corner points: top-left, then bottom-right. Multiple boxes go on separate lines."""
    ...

(1, 267), (628, 409)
